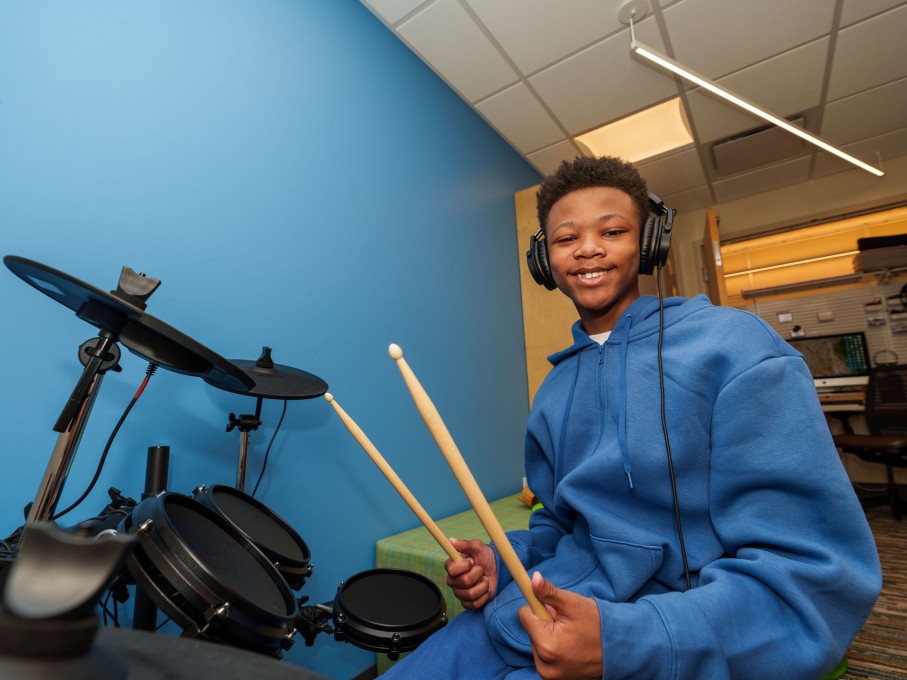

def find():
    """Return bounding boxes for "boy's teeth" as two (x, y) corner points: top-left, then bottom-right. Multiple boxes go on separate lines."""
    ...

(579, 271), (604, 279)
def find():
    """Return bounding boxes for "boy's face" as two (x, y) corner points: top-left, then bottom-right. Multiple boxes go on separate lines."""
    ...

(545, 186), (641, 335)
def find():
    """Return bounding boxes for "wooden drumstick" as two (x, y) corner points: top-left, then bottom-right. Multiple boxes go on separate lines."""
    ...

(388, 344), (551, 621)
(325, 393), (463, 562)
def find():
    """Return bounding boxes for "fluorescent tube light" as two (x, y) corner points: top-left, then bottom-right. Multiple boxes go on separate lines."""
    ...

(723, 250), (860, 277)
(630, 40), (884, 177)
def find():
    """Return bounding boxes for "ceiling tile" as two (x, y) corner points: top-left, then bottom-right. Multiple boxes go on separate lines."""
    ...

(526, 139), (586, 177)
(827, 3), (907, 99)
(661, 185), (713, 214)
(685, 38), (829, 144)
(822, 77), (907, 145)
(528, 22), (675, 135)
(813, 128), (907, 178)
(397, 0), (518, 102)
(712, 157), (811, 203)
(465, 0), (627, 75)
(839, 0), (907, 27)
(663, 0), (836, 79)
(364, 0), (907, 217)
(636, 147), (707, 197)
(360, 0), (430, 26)
(475, 83), (565, 153)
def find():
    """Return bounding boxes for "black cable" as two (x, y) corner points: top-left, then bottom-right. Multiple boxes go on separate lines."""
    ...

(656, 267), (692, 591)
(52, 364), (158, 522)
(251, 399), (288, 498)
(101, 588), (118, 627)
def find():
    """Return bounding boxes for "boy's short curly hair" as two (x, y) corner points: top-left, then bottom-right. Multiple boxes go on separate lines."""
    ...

(536, 156), (650, 234)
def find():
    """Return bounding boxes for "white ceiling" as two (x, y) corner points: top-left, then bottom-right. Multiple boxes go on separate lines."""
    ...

(359, 0), (907, 214)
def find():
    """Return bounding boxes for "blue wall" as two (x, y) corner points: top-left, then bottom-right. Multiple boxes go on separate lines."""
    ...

(0, 2), (540, 678)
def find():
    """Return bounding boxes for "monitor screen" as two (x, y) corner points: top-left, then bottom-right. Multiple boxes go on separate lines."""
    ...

(788, 332), (870, 389)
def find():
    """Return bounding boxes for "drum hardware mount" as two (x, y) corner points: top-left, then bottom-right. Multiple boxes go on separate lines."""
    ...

(67, 487), (137, 539)
(78, 337), (124, 375)
(199, 602), (233, 638)
(293, 601), (335, 647)
(226, 400), (263, 494)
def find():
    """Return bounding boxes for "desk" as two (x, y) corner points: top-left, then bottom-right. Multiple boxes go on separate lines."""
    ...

(374, 495), (532, 673)
(818, 391), (866, 414)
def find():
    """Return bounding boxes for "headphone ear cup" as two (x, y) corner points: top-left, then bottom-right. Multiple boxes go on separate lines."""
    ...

(526, 230), (556, 290)
(639, 193), (674, 275)
(638, 213), (657, 276)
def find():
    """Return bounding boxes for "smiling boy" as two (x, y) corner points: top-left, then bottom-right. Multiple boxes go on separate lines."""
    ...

(382, 155), (880, 680)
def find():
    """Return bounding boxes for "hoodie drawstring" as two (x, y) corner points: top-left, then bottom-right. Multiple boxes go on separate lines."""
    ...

(556, 358), (581, 483)
(619, 312), (634, 489)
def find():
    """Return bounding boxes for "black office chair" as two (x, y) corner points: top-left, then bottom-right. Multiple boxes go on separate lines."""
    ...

(833, 363), (907, 520)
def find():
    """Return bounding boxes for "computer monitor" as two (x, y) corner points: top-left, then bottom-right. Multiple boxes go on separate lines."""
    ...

(788, 332), (871, 390)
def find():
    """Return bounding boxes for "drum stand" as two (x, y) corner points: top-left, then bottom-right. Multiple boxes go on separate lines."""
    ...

(226, 398), (263, 494)
(133, 446), (171, 631)
(218, 347), (328, 494)
(27, 331), (123, 525)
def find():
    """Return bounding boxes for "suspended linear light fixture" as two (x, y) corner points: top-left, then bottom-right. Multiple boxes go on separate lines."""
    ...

(617, 0), (884, 178)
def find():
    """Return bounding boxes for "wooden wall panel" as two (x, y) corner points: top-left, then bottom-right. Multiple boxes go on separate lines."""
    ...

(514, 186), (577, 406)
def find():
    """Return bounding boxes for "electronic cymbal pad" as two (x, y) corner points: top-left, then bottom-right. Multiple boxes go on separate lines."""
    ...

(3, 256), (253, 393)
(208, 347), (328, 400)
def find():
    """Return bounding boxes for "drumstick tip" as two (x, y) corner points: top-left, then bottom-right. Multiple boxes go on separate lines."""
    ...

(324, 393), (334, 402)
(388, 343), (403, 360)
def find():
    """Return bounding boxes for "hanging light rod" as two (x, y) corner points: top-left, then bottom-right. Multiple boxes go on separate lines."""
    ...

(620, 4), (884, 177)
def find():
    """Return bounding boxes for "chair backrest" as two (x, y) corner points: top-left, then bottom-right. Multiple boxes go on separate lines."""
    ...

(866, 363), (907, 436)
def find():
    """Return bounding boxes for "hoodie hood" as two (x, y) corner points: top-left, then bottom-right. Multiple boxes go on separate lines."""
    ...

(544, 294), (713, 489)
(548, 294), (710, 366)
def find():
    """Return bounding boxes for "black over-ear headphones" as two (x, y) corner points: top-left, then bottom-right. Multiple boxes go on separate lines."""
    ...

(526, 192), (675, 290)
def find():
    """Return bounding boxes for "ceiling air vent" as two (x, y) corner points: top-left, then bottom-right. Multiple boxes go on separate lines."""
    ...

(711, 116), (806, 175)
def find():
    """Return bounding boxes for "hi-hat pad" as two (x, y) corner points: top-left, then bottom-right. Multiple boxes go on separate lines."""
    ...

(208, 347), (328, 400)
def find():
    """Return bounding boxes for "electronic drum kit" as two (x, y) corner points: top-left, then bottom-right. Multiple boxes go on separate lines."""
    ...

(0, 256), (448, 679)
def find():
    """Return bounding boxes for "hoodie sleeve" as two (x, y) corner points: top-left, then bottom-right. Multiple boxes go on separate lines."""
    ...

(598, 354), (882, 679)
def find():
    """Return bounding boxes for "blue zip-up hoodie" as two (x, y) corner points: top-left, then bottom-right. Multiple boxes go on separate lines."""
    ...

(484, 294), (881, 679)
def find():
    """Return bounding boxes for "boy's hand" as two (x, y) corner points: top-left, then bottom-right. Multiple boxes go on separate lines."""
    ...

(518, 571), (603, 680)
(444, 538), (498, 609)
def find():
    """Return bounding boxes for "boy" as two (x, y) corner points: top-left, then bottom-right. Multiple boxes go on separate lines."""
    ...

(383, 156), (880, 679)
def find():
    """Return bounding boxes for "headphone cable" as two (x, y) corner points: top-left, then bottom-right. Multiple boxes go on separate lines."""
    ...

(657, 267), (692, 590)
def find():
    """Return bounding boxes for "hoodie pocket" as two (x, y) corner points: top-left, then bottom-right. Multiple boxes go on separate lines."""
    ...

(587, 534), (664, 601)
